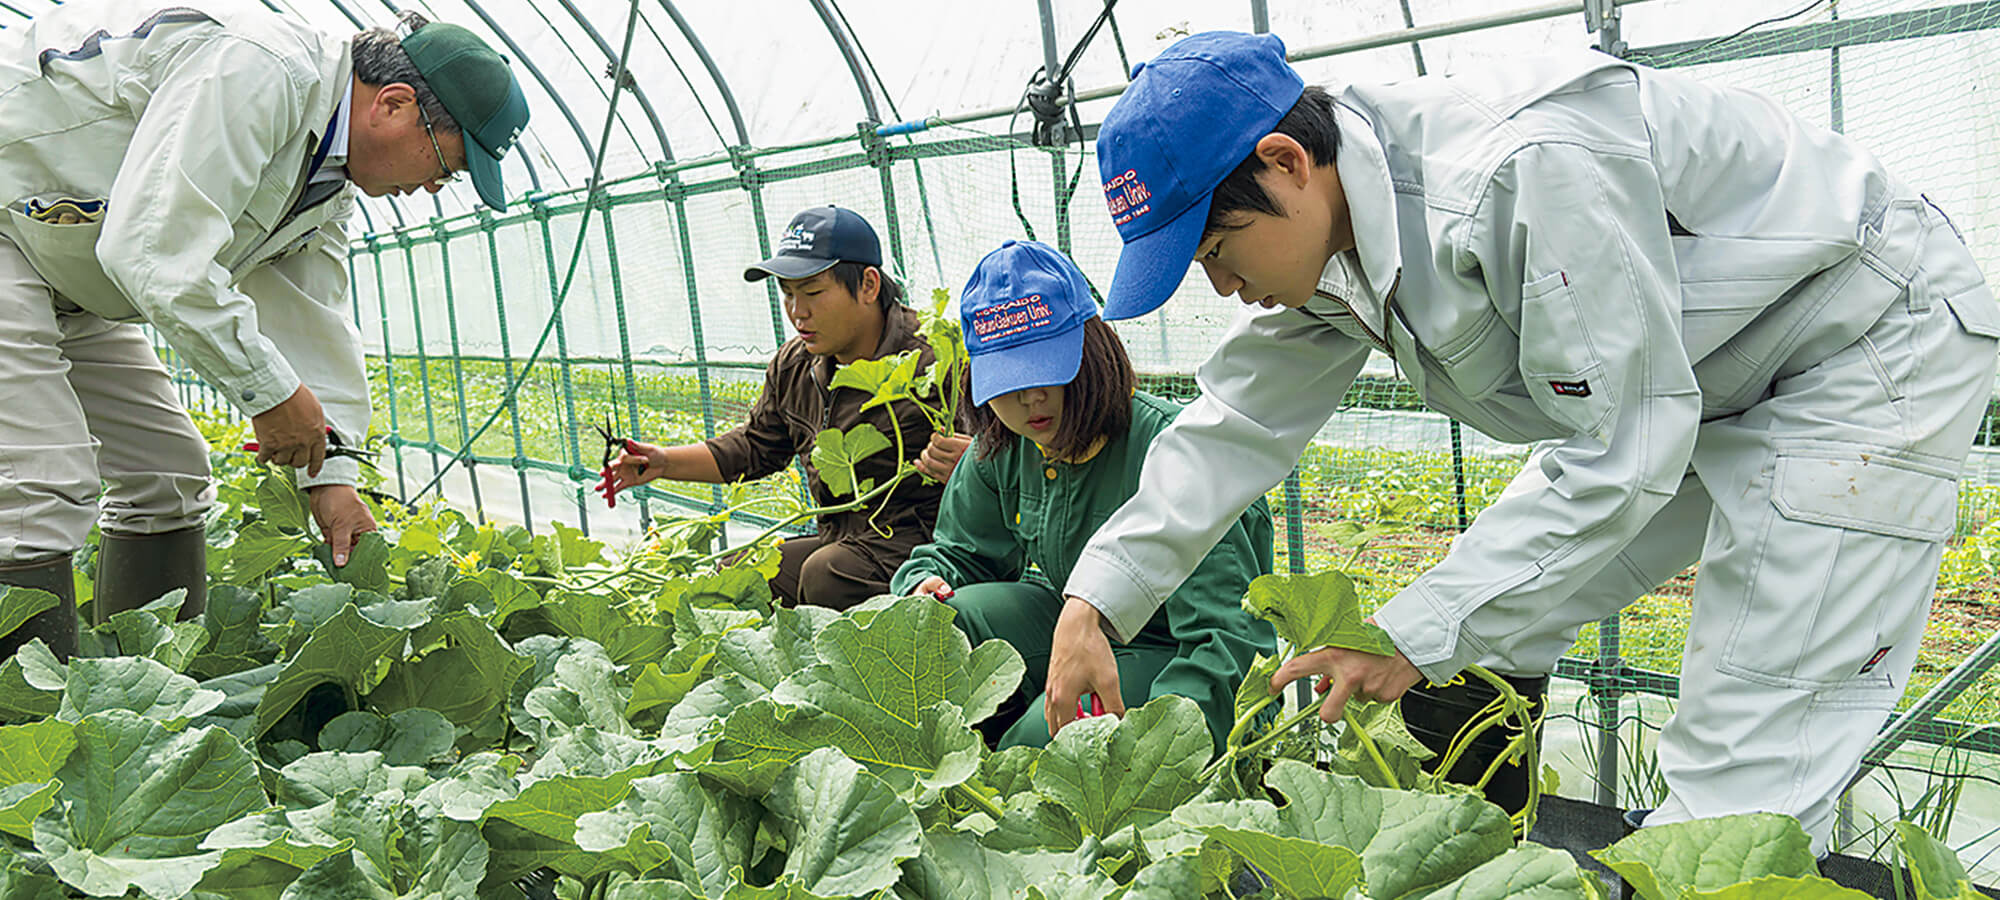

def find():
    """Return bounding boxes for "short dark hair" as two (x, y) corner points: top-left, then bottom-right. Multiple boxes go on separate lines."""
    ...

(352, 11), (456, 134)
(966, 317), (1136, 461)
(1203, 85), (1341, 236)
(827, 261), (904, 310)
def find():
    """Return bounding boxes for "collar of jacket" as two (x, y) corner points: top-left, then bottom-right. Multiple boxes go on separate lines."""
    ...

(1313, 102), (1403, 343)
(812, 303), (925, 387)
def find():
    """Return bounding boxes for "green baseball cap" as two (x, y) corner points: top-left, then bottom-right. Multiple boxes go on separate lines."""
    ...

(401, 23), (529, 210)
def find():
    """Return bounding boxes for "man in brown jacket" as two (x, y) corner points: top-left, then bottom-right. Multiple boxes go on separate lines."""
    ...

(602, 206), (967, 608)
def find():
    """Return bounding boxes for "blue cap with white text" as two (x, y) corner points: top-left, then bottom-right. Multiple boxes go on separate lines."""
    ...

(961, 240), (1099, 407)
(1094, 31), (1303, 320)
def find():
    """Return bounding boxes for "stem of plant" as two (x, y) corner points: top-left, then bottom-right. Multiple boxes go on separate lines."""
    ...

(1344, 705), (1402, 790)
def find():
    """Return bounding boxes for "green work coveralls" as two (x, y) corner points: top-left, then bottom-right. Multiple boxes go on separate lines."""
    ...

(890, 391), (1275, 753)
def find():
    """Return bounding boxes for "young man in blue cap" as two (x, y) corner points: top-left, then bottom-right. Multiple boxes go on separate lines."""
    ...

(602, 206), (970, 609)
(889, 240), (1275, 753)
(1048, 31), (1999, 851)
(0, 2), (529, 658)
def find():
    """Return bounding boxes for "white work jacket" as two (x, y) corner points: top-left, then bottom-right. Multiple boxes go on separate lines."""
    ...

(0, 0), (368, 488)
(1068, 51), (2000, 679)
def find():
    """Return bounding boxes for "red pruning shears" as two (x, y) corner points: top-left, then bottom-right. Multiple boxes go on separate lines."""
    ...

(241, 426), (377, 468)
(592, 413), (638, 509)
(1076, 692), (1105, 719)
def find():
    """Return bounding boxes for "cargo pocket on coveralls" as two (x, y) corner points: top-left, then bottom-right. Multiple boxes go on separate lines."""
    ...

(1517, 270), (1618, 443)
(1719, 441), (1959, 694)
(5, 195), (135, 319)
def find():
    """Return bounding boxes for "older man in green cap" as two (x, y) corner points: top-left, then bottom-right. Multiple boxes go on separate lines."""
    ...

(0, 0), (529, 658)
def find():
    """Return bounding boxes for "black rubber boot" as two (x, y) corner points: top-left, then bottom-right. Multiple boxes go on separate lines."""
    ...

(95, 525), (207, 625)
(0, 556), (78, 662)
(1400, 672), (1548, 815)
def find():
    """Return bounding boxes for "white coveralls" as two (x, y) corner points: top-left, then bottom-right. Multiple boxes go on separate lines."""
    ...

(0, 0), (369, 563)
(1067, 51), (2000, 852)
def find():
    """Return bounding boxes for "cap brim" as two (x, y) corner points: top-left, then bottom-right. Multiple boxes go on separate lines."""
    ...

(1102, 191), (1212, 321)
(969, 322), (1087, 407)
(743, 257), (839, 282)
(465, 139), (507, 211)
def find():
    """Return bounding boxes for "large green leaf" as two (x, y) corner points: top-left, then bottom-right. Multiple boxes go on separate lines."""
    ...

(573, 771), (760, 894)
(370, 612), (531, 733)
(705, 596), (1020, 795)
(223, 520), (311, 584)
(256, 474), (312, 533)
(1034, 695), (1211, 838)
(1262, 760), (1384, 851)
(1241, 571), (1397, 654)
(317, 709), (456, 766)
(1197, 827), (1365, 900)
(763, 747), (922, 898)
(0, 719), (75, 785)
(278, 848), (395, 900)
(658, 674), (764, 757)
(626, 637), (719, 720)
(313, 531), (393, 592)
(0, 858), (66, 900)
(1592, 813), (1818, 900)
(0, 641), (62, 722)
(412, 753), (520, 823)
(1411, 845), (1595, 899)
(516, 641), (633, 742)
(195, 810), (355, 900)
(900, 827), (1063, 899)
(395, 812), (489, 899)
(256, 604), (407, 737)
(192, 584), (280, 678)
(80, 594), (210, 672)
(826, 350), (921, 411)
(1113, 851), (1210, 899)
(446, 569), (543, 625)
(33, 710), (266, 899)
(1896, 821), (1981, 900)
(713, 606), (836, 690)
(56, 655), (225, 723)
(608, 881), (703, 900)
(276, 751), (432, 808)
(541, 590), (671, 666)
(808, 423), (894, 497)
(1364, 787), (1515, 899)
(0, 780), (59, 841)
(0, 588), (56, 645)
(1683, 875), (1876, 899)
(481, 750), (666, 884)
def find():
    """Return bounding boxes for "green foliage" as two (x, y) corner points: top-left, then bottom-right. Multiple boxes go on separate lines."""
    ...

(0, 409), (1972, 899)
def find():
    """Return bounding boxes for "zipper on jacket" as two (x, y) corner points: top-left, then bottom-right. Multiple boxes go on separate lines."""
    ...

(1312, 270), (1399, 356)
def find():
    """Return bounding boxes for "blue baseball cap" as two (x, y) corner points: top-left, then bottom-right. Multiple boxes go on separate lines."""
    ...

(962, 240), (1099, 407)
(744, 205), (883, 281)
(1095, 31), (1304, 320)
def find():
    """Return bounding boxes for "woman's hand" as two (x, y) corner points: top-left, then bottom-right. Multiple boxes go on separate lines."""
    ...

(911, 576), (955, 599)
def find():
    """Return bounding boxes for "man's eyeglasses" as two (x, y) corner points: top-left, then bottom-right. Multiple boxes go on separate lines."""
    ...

(417, 103), (462, 185)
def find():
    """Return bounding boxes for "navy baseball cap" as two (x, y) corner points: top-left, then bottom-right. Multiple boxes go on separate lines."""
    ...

(744, 206), (884, 281)
(1095, 31), (1304, 320)
(962, 240), (1099, 407)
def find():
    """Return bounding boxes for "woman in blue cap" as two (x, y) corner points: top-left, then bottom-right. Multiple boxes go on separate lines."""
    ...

(889, 240), (1276, 753)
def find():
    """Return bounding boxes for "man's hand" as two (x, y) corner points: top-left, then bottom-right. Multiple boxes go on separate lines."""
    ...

(1271, 645), (1424, 723)
(309, 484), (378, 567)
(603, 441), (669, 496)
(911, 575), (954, 599)
(1045, 595), (1125, 738)
(250, 385), (328, 476)
(917, 432), (972, 482)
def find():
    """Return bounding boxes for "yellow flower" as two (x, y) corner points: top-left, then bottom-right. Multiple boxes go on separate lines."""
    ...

(457, 551), (482, 574)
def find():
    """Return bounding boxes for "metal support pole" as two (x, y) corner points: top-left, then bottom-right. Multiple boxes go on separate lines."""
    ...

(594, 193), (654, 532)
(481, 210), (537, 531)
(432, 219), (487, 524)
(1249, 0), (1269, 33)
(1595, 615), (1623, 807)
(532, 197), (591, 535)
(367, 239), (409, 500)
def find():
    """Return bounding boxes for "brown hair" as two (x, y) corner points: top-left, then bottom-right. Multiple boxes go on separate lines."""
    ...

(966, 317), (1136, 461)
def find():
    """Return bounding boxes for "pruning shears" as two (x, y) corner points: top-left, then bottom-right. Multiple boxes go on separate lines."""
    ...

(241, 426), (377, 469)
(1076, 692), (1105, 719)
(592, 413), (639, 509)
